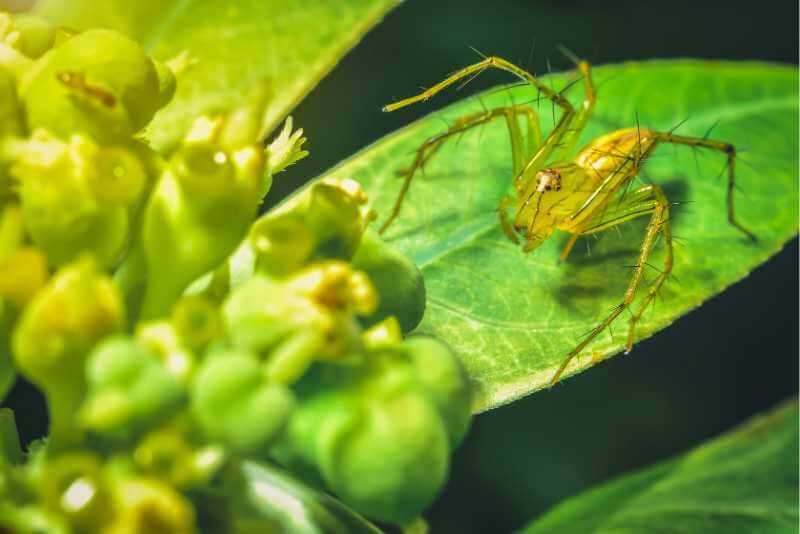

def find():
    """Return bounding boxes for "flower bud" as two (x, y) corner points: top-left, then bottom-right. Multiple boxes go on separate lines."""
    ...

(153, 59), (176, 109)
(140, 112), (267, 319)
(79, 335), (185, 441)
(352, 229), (425, 333)
(0, 246), (48, 308)
(39, 452), (115, 532)
(135, 321), (195, 384)
(404, 336), (472, 448)
(0, 13), (57, 59)
(171, 295), (220, 352)
(320, 389), (449, 524)
(249, 211), (315, 277)
(0, 67), (23, 138)
(134, 420), (224, 489)
(361, 316), (403, 349)
(10, 131), (146, 267)
(190, 349), (294, 454)
(0, 41), (33, 80)
(0, 505), (71, 534)
(105, 477), (196, 534)
(223, 262), (374, 382)
(12, 256), (125, 445)
(284, 359), (450, 524)
(20, 29), (161, 143)
(265, 179), (370, 266)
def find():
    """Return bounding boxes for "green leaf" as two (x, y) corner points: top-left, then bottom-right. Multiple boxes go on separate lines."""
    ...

(229, 460), (383, 534)
(521, 398), (799, 533)
(0, 408), (22, 465)
(0, 302), (14, 402)
(317, 60), (799, 412)
(36, 0), (401, 153)
(0, 348), (14, 404)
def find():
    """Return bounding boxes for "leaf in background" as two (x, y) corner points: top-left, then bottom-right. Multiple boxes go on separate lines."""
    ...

(0, 349), (12, 403)
(35, 0), (401, 152)
(521, 398), (799, 533)
(0, 307), (13, 401)
(229, 460), (383, 534)
(0, 407), (22, 464)
(317, 60), (799, 411)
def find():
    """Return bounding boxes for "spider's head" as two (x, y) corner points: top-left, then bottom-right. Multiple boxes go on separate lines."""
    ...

(534, 168), (563, 193)
(513, 167), (566, 247)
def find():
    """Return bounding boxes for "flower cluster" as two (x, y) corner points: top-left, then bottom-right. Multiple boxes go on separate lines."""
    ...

(0, 11), (471, 531)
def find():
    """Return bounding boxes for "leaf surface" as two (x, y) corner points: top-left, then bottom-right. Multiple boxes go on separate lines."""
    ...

(521, 398), (799, 533)
(36, 0), (400, 152)
(231, 460), (383, 534)
(317, 60), (799, 411)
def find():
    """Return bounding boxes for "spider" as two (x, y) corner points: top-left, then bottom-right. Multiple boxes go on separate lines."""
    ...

(378, 53), (756, 386)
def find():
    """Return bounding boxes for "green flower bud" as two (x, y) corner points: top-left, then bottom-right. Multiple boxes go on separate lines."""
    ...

(0, 504), (71, 534)
(105, 477), (196, 534)
(190, 349), (294, 454)
(223, 262), (375, 382)
(0, 206), (48, 308)
(403, 337), (472, 448)
(0, 13), (57, 59)
(265, 178), (371, 266)
(321, 390), (449, 524)
(153, 59), (176, 109)
(10, 131), (147, 267)
(352, 229), (426, 333)
(171, 295), (220, 352)
(12, 256), (125, 445)
(79, 335), (185, 440)
(20, 29), (161, 143)
(0, 41), (33, 80)
(249, 211), (315, 277)
(0, 67), (23, 138)
(39, 452), (115, 532)
(361, 316), (403, 349)
(135, 321), (196, 384)
(0, 203), (23, 259)
(140, 113), (267, 319)
(223, 274), (324, 379)
(285, 359), (450, 524)
(133, 419), (224, 489)
(0, 246), (48, 308)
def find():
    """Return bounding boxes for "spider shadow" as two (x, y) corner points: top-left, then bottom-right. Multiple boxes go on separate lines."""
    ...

(551, 177), (690, 313)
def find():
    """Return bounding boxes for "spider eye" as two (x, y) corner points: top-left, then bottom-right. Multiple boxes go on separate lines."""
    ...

(536, 169), (562, 193)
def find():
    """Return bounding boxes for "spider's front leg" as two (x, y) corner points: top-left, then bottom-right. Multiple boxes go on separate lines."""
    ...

(380, 55), (598, 235)
(378, 104), (540, 234)
(550, 182), (674, 385)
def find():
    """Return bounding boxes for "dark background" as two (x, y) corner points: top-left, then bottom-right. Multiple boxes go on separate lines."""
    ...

(4, 1), (798, 532)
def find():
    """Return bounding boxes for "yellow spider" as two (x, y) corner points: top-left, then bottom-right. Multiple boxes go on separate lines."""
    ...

(379, 54), (755, 385)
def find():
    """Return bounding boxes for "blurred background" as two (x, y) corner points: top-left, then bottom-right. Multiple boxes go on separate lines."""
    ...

(3, 1), (798, 532)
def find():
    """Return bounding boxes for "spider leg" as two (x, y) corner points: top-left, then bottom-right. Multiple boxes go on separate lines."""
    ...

(381, 56), (592, 232)
(549, 59), (596, 162)
(497, 194), (519, 243)
(550, 183), (673, 386)
(649, 132), (756, 241)
(379, 104), (540, 234)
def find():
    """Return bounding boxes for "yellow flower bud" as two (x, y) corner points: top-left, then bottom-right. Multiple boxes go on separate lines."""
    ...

(20, 29), (161, 143)
(105, 477), (196, 534)
(12, 256), (124, 445)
